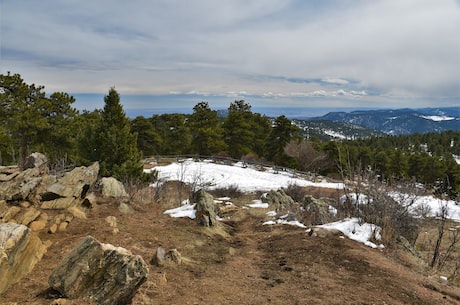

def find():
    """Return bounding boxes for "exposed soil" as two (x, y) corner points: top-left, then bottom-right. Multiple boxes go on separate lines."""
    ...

(2, 196), (460, 305)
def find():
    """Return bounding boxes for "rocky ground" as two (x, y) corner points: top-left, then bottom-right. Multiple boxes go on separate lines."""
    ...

(2, 189), (460, 305)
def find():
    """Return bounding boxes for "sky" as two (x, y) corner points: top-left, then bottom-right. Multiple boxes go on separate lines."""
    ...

(1, 0), (459, 113)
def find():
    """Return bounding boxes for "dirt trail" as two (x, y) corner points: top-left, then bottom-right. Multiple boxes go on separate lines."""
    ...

(2, 203), (460, 305)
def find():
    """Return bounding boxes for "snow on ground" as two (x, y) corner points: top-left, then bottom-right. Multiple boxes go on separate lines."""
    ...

(157, 159), (459, 250)
(147, 159), (344, 192)
(163, 202), (196, 219)
(319, 218), (384, 249)
(389, 192), (460, 221)
(420, 115), (456, 121)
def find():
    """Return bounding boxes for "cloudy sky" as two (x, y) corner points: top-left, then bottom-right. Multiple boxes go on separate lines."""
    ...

(1, 0), (459, 114)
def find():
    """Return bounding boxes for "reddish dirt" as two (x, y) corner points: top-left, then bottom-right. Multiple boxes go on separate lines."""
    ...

(1, 200), (460, 305)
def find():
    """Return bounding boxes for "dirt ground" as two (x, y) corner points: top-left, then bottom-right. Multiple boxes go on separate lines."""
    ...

(2, 193), (460, 305)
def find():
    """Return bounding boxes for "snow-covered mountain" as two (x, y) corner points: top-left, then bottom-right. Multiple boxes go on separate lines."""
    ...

(308, 107), (459, 135)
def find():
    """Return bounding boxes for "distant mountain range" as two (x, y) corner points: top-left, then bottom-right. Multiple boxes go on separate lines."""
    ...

(299, 107), (459, 138)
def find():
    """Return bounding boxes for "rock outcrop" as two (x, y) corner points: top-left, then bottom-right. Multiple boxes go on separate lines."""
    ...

(0, 167), (42, 201)
(48, 235), (149, 305)
(261, 189), (295, 212)
(0, 223), (47, 294)
(194, 189), (218, 226)
(300, 195), (336, 225)
(41, 162), (99, 201)
(100, 177), (128, 198)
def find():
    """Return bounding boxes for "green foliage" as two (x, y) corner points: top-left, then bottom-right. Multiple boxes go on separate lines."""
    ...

(150, 113), (191, 155)
(189, 101), (226, 155)
(131, 116), (162, 156)
(329, 131), (460, 198)
(77, 109), (103, 164)
(265, 115), (300, 166)
(84, 88), (144, 180)
(222, 100), (271, 159)
(0, 72), (78, 167)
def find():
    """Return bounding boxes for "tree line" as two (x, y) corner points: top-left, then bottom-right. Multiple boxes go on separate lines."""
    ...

(1, 72), (459, 198)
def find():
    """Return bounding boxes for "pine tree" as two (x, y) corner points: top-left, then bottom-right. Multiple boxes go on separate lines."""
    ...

(96, 88), (143, 179)
(131, 116), (162, 156)
(0, 72), (77, 167)
(189, 102), (226, 155)
(223, 100), (255, 158)
(265, 115), (299, 166)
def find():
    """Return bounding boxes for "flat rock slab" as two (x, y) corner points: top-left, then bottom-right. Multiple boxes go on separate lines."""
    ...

(0, 223), (47, 295)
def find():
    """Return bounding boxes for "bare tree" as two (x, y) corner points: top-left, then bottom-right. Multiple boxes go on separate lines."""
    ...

(431, 200), (449, 268)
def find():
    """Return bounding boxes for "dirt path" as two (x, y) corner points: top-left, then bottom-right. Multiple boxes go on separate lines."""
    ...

(140, 213), (460, 305)
(2, 204), (460, 305)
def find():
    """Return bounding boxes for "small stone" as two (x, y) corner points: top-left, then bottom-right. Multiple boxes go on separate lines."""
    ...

(29, 220), (47, 232)
(49, 223), (58, 234)
(58, 222), (68, 232)
(151, 246), (166, 266)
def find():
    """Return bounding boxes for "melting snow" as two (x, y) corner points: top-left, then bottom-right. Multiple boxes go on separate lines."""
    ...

(420, 115), (455, 121)
(148, 159), (344, 192)
(319, 218), (384, 249)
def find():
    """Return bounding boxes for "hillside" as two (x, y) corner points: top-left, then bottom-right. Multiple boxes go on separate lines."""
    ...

(292, 119), (385, 141)
(309, 107), (460, 135)
(2, 191), (460, 305)
(2, 159), (460, 304)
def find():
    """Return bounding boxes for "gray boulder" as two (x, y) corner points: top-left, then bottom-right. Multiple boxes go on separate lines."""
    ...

(194, 189), (218, 226)
(0, 167), (42, 201)
(49, 235), (148, 305)
(300, 195), (336, 225)
(100, 177), (127, 198)
(43, 162), (99, 199)
(23, 152), (49, 174)
(0, 223), (47, 295)
(262, 189), (295, 212)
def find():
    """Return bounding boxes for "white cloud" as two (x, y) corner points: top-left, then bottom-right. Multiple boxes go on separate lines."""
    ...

(1, 0), (459, 108)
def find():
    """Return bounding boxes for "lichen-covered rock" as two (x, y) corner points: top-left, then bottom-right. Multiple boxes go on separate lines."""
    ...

(41, 197), (78, 209)
(300, 195), (336, 225)
(49, 235), (148, 305)
(42, 162), (99, 200)
(0, 223), (47, 295)
(262, 189), (295, 212)
(194, 189), (218, 226)
(100, 177), (127, 198)
(0, 168), (42, 201)
(23, 152), (49, 174)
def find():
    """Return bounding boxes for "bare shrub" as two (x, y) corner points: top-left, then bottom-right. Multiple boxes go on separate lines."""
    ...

(284, 139), (329, 172)
(209, 184), (243, 199)
(340, 168), (421, 247)
(284, 183), (308, 203)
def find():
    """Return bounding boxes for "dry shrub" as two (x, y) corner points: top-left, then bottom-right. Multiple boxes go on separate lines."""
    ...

(210, 184), (243, 199)
(284, 183), (309, 202)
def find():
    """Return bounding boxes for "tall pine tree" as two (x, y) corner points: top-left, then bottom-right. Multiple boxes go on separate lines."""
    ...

(96, 88), (143, 179)
(189, 101), (226, 155)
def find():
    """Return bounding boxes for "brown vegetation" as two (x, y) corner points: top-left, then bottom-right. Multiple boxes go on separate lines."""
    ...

(2, 184), (460, 305)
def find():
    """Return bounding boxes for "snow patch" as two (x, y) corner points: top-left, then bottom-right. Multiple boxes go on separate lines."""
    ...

(319, 218), (384, 249)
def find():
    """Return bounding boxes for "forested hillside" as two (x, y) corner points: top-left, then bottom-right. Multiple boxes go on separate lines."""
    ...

(1, 72), (459, 198)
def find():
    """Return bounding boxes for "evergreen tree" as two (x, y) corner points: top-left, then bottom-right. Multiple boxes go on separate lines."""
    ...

(250, 113), (271, 158)
(265, 115), (299, 166)
(0, 72), (49, 167)
(150, 113), (191, 155)
(189, 101), (226, 155)
(95, 88), (143, 179)
(223, 100), (255, 158)
(35, 92), (78, 163)
(131, 116), (162, 156)
(0, 72), (77, 167)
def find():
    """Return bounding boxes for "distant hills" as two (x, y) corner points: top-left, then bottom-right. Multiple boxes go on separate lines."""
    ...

(297, 107), (459, 139)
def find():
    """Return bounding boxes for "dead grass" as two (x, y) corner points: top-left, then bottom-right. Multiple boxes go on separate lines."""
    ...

(1, 187), (460, 304)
